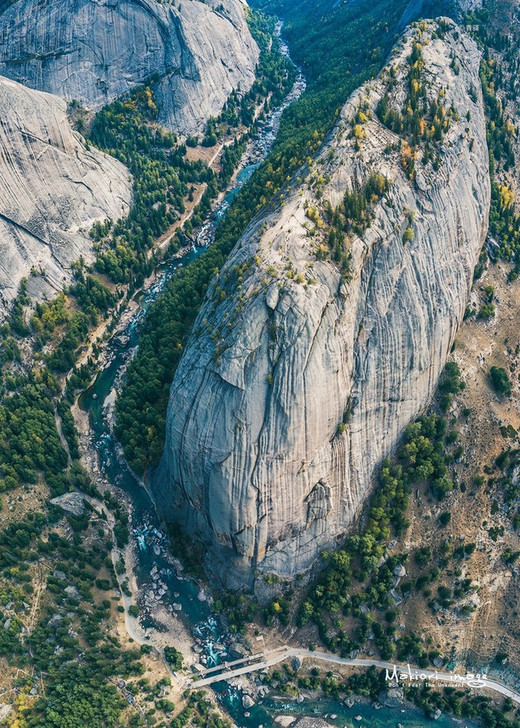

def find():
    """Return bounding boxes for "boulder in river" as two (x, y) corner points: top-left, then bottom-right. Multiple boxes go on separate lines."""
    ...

(379, 686), (405, 707)
(242, 694), (255, 709)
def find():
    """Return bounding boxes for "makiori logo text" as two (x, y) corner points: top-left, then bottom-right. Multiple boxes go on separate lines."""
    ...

(385, 664), (487, 689)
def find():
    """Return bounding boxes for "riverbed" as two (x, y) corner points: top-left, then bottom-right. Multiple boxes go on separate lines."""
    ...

(240, 696), (478, 728)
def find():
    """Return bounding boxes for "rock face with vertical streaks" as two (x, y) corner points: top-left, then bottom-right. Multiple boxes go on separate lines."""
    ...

(0, 75), (132, 313)
(0, 0), (259, 136)
(154, 20), (490, 588)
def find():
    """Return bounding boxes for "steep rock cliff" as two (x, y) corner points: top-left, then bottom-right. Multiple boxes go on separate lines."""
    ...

(0, 0), (259, 136)
(0, 76), (132, 313)
(154, 20), (490, 588)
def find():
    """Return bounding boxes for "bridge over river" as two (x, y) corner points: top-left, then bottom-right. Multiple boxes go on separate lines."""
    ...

(186, 646), (520, 706)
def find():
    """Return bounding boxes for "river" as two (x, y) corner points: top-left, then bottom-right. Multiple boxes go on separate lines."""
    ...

(78, 25), (476, 728)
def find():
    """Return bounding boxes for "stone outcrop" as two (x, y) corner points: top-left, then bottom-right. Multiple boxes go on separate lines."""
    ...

(293, 719), (334, 728)
(0, 0), (259, 136)
(0, 76), (132, 313)
(154, 20), (490, 588)
(456, 0), (482, 10)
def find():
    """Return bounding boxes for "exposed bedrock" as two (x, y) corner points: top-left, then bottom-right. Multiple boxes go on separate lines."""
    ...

(0, 0), (259, 136)
(0, 75), (132, 313)
(154, 20), (490, 589)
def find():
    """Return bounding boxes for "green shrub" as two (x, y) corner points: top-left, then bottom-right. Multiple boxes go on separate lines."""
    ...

(438, 511), (451, 527)
(489, 365), (512, 396)
(164, 646), (183, 670)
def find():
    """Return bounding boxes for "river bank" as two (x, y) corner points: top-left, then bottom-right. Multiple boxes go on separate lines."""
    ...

(70, 21), (308, 713)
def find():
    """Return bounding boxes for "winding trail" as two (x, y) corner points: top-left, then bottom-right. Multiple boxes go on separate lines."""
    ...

(187, 646), (520, 705)
(156, 141), (226, 251)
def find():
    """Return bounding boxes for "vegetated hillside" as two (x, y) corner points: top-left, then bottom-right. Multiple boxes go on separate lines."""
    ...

(153, 19), (490, 590)
(0, 0), (259, 135)
(0, 76), (132, 315)
(248, 0), (414, 162)
(395, 259), (520, 674)
(385, 0), (520, 676)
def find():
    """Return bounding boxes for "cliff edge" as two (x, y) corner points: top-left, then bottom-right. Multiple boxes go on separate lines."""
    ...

(154, 20), (490, 589)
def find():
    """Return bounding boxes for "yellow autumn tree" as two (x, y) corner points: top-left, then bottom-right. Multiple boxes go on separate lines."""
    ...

(499, 185), (514, 208)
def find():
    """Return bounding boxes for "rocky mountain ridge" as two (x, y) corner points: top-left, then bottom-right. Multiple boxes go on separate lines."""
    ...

(0, 0), (259, 136)
(0, 75), (132, 313)
(153, 18), (491, 589)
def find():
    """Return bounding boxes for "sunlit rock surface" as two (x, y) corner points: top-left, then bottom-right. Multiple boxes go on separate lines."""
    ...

(0, 0), (259, 135)
(0, 76), (132, 312)
(155, 20), (490, 588)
